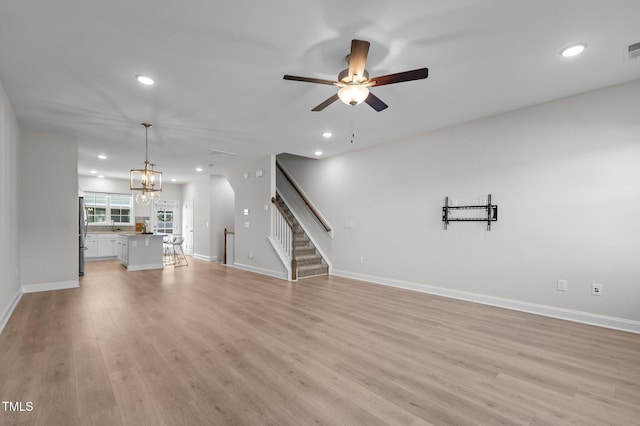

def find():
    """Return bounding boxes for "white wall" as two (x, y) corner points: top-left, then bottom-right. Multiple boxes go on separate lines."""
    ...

(180, 175), (235, 261)
(226, 155), (286, 278)
(78, 174), (232, 261)
(19, 130), (78, 289)
(0, 80), (21, 332)
(279, 80), (640, 324)
(182, 177), (211, 258)
(78, 175), (183, 220)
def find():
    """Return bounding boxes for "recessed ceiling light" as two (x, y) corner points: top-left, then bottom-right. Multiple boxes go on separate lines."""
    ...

(97, 175), (105, 179)
(196, 167), (203, 172)
(322, 132), (332, 138)
(171, 178), (177, 182)
(97, 154), (107, 160)
(315, 151), (323, 156)
(560, 43), (586, 57)
(136, 74), (155, 85)
(90, 170), (97, 174)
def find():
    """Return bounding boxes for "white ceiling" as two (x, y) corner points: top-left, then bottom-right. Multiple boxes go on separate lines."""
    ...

(1, 0), (639, 183)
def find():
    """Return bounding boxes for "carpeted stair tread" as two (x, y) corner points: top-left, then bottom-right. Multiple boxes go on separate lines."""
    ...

(276, 192), (329, 280)
(297, 263), (329, 278)
(296, 254), (323, 266)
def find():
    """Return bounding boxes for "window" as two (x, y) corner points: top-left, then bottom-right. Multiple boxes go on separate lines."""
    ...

(110, 194), (131, 224)
(84, 192), (133, 225)
(153, 200), (179, 234)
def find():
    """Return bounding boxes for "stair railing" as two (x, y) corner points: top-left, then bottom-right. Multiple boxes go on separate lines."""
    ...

(276, 160), (332, 234)
(271, 197), (297, 280)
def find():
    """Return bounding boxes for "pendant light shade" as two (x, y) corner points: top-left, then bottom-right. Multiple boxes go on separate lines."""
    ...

(338, 85), (369, 106)
(130, 123), (162, 203)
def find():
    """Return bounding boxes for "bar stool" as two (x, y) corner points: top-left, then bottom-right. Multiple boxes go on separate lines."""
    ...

(171, 236), (188, 267)
(163, 235), (176, 265)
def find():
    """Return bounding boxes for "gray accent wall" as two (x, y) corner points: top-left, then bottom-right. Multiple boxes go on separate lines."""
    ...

(279, 80), (640, 322)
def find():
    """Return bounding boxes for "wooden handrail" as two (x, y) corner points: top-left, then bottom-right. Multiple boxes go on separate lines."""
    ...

(271, 197), (297, 280)
(276, 161), (332, 233)
(271, 197), (295, 229)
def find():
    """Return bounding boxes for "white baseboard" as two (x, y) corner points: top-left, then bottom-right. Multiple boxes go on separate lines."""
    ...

(267, 236), (292, 281)
(126, 263), (165, 272)
(21, 279), (79, 294)
(192, 253), (219, 262)
(332, 269), (640, 335)
(0, 289), (23, 335)
(231, 262), (288, 281)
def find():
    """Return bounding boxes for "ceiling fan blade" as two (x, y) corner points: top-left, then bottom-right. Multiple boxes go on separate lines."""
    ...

(311, 94), (340, 111)
(348, 39), (370, 79)
(364, 92), (388, 112)
(283, 75), (337, 86)
(370, 68), (429, 87)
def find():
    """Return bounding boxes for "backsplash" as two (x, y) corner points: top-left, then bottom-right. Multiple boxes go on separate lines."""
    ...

(87, 216), (150, 233)
(87, 225), (136, 233)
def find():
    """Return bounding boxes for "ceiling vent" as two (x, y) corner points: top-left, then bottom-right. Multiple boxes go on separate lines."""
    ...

(627, 42), (640, 60)
(207, 148), (236, 157)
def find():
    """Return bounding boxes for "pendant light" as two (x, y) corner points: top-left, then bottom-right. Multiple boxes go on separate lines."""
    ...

(130, 123), (162, 205)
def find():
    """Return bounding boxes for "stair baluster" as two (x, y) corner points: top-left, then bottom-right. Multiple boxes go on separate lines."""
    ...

(272, 196), (297, 280)
(272, 194), (328, 279)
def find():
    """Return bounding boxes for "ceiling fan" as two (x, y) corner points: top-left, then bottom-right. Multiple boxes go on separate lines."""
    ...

(283, 39), (428, 112)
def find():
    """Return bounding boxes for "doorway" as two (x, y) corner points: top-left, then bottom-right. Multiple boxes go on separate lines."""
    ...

(152, 200), (179, 235)
(183, 200), (194, 255)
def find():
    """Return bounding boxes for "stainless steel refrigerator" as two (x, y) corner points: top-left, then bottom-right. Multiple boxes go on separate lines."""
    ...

(79, 197), (88, 276)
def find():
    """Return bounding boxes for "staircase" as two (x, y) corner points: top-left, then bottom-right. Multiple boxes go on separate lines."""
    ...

(274, 193), (328, 278)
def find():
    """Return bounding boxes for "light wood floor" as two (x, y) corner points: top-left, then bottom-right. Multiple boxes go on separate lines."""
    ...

(1, 259), (639, 425)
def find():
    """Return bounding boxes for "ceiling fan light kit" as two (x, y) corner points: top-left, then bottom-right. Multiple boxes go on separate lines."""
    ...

(283, 39), (429, 112)
(338, 85), (369, 105)
(130, 122), (162, 205)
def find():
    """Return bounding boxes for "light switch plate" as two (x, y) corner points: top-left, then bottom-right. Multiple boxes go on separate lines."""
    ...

(557, 279), (567, 291)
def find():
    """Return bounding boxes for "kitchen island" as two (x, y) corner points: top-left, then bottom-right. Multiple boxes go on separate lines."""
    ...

(117, 233), (164, 271)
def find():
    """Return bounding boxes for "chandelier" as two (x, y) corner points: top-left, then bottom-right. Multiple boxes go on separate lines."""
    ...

(130, 123), (162, 205)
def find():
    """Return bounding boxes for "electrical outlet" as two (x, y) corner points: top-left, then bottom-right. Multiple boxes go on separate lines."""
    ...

(591, 283), (603, 296)
(557, 279), (567, 291)
(358, 256), (364, 264)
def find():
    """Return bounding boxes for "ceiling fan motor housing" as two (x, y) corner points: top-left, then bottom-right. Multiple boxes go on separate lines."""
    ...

(338, 68), (369, 84)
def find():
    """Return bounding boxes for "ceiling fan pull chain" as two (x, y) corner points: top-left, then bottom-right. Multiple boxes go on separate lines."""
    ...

(350, 106), (356, 143)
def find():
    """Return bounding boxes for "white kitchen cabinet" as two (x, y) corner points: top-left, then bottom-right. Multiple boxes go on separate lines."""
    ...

(86, 233), (119, 259)
(98, 236), (117, 257)
(85, 234), (98, 258)
(117, 236), (128, 265)
(119, 234), (163, 271)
